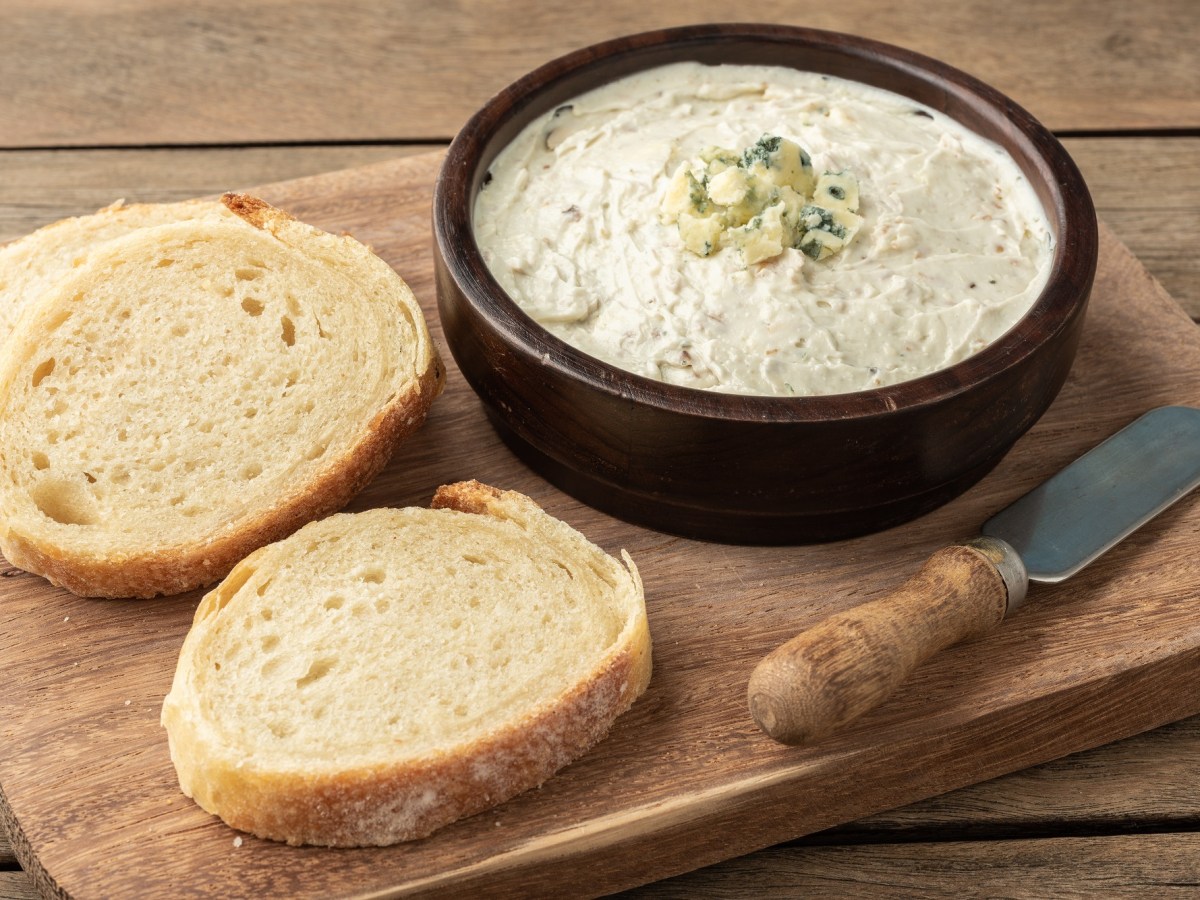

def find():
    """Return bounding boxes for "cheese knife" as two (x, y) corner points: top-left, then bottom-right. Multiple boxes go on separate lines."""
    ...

(747, 405), (1200, 745)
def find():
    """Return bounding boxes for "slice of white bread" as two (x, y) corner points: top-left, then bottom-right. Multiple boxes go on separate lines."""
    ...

(0, 193), (444, 598)
(0, 198), (237, 347)
(160, 480), (653, 847)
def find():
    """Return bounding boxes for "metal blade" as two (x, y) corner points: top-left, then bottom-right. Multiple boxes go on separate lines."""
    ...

(981, 406), (1200, 583)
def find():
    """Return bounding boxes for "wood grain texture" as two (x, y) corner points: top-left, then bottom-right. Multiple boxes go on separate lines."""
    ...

(1065, 138), (1200, 319)
(1, 138), (1194, 315)
(4, 152), (1200, 898)
(619, 832), (1200, 898)
(0, 0), (1195, 148)
(844, 713), (1200, 837)
(0, 145), (436, 244)
(748, 546), (1008, 744)
(0, 873), (36, 900)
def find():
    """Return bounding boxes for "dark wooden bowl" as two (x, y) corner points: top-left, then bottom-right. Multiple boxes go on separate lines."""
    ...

(433, 23), (1098, 544)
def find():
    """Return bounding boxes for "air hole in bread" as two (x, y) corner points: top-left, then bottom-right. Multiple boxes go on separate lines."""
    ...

(31, 452), (49, 471)
(241, 297), (265, 317)
(111, 467), (129, 484)
(235, 267), (263, 282)
(262, 635), (279, 653)
(304, 443), (326, 461)
(171, 323), (188, 338)
(240, 462), (262, 481)
(324, 595), (344, 611)
(552, 560), (574, 580)
(357, 566), (385, 584)
(269, 720), (294, 739)
(296, 657), (335, 689)
(30, 478), (99, 526)
(155, 258), (175, 268)
(462, 554), (487, 566)
(31, 358), (55, 387)
(374, 598), (390, 614)
(46, 307), (73, 332)
(198, 421), (214, 434)
(453, 705), (468, 718)
(318, 322), (332, 339)
(588, 562), (617, 588)
(83, 472), (97, 484)
(280, 316), (296, 347)
(206, 565), (256, 618)
(351, 602), (369, 619)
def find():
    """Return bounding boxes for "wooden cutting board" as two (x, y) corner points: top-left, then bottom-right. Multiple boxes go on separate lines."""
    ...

(4, 151), (1200, 899)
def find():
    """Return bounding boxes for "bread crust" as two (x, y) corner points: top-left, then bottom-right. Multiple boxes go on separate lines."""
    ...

(0, 356), (444, 598)
(0, 195), (445, 598)
(161, 482), (652, 847)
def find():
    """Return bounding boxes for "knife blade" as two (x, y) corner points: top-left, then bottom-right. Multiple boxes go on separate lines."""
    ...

(747, 406), (1200, 746)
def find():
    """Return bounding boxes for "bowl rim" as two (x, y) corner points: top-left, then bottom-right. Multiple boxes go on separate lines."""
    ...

(434, 22), (1098, 425)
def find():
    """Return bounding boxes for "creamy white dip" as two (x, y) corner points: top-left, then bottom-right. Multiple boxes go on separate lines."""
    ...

(474, 62), (1054, 396)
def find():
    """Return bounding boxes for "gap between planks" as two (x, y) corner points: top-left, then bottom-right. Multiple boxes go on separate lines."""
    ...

(0, 138), (1195, 317)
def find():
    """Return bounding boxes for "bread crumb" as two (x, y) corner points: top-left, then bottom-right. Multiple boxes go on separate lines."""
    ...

(63, 615), (69, 622)
(233, 836), (243, 848)
(124, 699), (131, 706)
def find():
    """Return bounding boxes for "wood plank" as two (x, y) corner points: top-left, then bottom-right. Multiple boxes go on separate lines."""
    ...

(858, 713), (1200, 837)
(0, 145), (435, 243)
(0, 873), (36, 900)
(1064, 138), (1200, 320)
(1, 137), (1197, 318)
(620, 832), (1200, 898)
(5, 152), (1200, 898)
(1, 0), (1195, 148)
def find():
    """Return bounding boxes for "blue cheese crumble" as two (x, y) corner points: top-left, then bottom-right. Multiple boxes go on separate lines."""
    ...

(660, 135), (862, 264)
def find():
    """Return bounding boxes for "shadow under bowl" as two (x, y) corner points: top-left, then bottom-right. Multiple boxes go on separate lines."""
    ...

(433, 23), (1098, 544)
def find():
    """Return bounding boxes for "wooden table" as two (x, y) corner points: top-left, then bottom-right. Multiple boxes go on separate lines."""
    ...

(1, 2), (1197, 896)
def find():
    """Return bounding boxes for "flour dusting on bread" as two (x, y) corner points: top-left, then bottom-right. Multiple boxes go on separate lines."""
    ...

(160, 482), (652, 847)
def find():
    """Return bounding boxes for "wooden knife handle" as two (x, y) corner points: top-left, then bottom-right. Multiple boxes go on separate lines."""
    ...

(747, 543), (1011, 745)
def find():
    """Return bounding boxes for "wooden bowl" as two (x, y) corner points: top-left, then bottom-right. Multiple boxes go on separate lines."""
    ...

(433, 23), (1098, 543)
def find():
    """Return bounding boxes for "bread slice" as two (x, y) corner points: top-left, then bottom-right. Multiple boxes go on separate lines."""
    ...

(160, 481), (653, 847)
(0, 193), (443, 597)
(0, 198), (237, 347)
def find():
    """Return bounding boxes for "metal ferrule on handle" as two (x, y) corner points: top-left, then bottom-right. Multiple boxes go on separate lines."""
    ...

(965, 535), (1029, 614)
